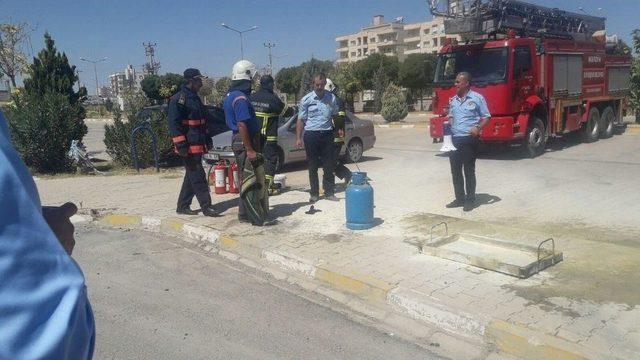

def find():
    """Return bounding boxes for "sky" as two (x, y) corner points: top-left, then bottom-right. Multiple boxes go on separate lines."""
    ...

(2, 0), (638, 94)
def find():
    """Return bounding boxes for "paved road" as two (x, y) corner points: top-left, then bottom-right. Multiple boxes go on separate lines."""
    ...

(74, 225), (437, 360)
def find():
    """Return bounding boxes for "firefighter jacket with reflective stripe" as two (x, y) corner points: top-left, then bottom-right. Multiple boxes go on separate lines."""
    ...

(167, 85), (208, 155)
(250, 88), (289, 143)
(332, 95), (347, 143)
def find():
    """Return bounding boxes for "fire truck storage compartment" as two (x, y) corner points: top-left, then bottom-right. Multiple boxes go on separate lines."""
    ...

(553, 55), (582, 96)
(608, 67), (631, 93)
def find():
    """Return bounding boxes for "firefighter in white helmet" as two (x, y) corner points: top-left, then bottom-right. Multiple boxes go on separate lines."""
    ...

(223, 60), (269, 225)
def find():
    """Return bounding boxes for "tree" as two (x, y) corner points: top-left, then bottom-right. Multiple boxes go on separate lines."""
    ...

(22, 32), (87, 144)
(354, 53), (399, 89)
(612, 39), (631, 56)
(398, 53), (437, 110)
(6, 32), (87, 173)
(0, 22), (29, 89)
(330, 62), (362, 110)
(212, 77), (231, 106)
(140, 73), (184, 103)
(380, 83), (408, 122)
(372, 64), (390, 113)
(631, 29), (640, 122)
(275, 66), (299, 99)
(198, 77), (215, 104)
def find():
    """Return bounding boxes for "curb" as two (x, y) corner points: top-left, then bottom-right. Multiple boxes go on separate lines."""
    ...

(88, 211), (604, 359)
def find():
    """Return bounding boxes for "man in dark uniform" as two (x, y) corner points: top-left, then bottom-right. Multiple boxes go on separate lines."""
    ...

(167, 68), (221, 217)
(250, 75), (293, 195)
(325, 78), (352, 185)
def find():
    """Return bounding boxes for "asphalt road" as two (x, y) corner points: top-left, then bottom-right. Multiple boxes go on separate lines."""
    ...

(74, 224), (437, 360)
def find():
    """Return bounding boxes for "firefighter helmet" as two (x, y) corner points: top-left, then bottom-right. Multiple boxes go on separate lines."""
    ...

(324, 78), (336, 92)
(232, 60), (257, 81)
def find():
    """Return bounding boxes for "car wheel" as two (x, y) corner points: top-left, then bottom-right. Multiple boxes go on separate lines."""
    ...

(599, 106), (615, 139)
(347, 138), (363, 163)
(581, 107), (600, 143)
(522, 117), (546, 158)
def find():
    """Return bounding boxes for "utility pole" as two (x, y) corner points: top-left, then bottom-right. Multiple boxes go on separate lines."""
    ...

(143, 42), (161, 75)
(80, 57), (107, 96)
(263, 42), (276, 75)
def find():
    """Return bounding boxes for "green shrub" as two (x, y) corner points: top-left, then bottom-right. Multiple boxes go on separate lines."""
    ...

(381, 83), (408, 122)
(6, 91), (87, 173)
(104, 98), (176, 168)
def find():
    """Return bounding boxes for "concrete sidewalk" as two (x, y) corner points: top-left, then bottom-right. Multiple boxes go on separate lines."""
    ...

(40, 127), (640, 359)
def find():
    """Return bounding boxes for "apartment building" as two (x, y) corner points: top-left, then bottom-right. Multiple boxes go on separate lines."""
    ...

(335, 15), (458, 63)
(109, 64), (144, 97)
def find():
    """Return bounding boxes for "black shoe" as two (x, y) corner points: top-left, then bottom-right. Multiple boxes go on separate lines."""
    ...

(309, 195), (319, 203)
(463, 200), (476, 212)
(344, 173), (352, 185)
(177, 207), (198, 215)
(445, 199), (464, 208)
(324, 195), (339, 202)
(202, 205), (222, 217)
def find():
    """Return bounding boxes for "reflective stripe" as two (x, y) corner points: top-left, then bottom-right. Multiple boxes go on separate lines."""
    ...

(172, 135), (187, 143)
(232, 95), (247, 107)
(182, 119), (205, 126)
(338, 111), (346, 116)
(279, 105), (290, 117)
(255, 111), (277, 119)
(188, 145), (205, 154)
(266, 136), (278, 142)
(334, 137), (345, 143)
(265, 174), (274, 180)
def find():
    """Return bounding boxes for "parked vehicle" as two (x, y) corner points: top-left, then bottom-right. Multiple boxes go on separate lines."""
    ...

(427, 0), (632, 157)
(206, 110), (376, 171)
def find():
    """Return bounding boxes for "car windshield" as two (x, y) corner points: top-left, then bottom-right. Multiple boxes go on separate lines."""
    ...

(434, 47), (508, 85)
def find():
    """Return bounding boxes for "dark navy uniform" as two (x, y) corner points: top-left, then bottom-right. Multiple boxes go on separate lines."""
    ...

(332, 93), (352, 182)
(250, 76), (292, 190)
(167, 84), (212, 212)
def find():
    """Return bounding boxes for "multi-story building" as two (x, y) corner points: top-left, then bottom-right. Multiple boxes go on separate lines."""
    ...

(108, 64), (144, 97)
(335, 15), (458, 63)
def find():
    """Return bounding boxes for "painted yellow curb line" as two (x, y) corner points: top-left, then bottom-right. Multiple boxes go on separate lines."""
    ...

(161, 217), (186, 232)
(486, 320), (598, 360)
(315, 266), (395, 304)
(99, 214), (142, 226)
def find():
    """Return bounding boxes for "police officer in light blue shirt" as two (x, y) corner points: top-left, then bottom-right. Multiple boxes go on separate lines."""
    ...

(446, 71), (491, 212)
(295, 73), (339, 202)
(0, 110), (95, 359)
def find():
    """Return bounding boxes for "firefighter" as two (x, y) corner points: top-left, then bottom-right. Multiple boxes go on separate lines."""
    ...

(223, 60), (268, 225)
(325, 78), (352, 185)
(167, 68), (221, 217)
(250, 75), (293, 195)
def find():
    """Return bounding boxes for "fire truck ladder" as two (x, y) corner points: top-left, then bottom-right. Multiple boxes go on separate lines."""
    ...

(427, 0), (605, 40)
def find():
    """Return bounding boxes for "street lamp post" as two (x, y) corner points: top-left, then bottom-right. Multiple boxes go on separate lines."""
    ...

(80, 57), (107, 96)
(220, 23), (259, 59)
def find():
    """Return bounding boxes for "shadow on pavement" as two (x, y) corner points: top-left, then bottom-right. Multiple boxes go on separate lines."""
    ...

(270, 201), (310, 219)
(469, 193), (501, 210)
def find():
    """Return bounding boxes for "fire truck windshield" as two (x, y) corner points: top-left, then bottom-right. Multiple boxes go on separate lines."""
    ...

(434, 47), (508, 85)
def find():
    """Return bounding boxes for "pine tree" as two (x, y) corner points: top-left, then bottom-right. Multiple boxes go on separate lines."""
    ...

(5, 32), (88, 173)
(381, 83), (408, 122)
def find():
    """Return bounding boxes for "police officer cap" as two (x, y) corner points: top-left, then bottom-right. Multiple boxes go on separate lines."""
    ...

(183, 68), (206, 80)
(260, 75), (274, 89)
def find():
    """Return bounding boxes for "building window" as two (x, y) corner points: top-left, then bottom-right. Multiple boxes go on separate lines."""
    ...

(433, 38), (438, 47)
(371, 37), (376, 43)
(351, 51), (356, 57)
(357, 37), (361, 46)
(350, 40), (356, 46)
(363, 48), (368, 55)
(357, 49), (362, 56)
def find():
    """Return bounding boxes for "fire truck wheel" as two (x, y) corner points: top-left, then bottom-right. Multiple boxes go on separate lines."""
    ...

(599, 107), (615, 139)
(523, 117), (546, 158)
(581, 107), (600, 143)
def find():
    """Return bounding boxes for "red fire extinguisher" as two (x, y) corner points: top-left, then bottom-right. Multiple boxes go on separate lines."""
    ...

(228, 161), (239, 194)
(214, 161), (228, 194)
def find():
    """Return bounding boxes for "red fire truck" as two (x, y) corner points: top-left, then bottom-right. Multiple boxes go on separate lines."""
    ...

(427, 0), (632, 157)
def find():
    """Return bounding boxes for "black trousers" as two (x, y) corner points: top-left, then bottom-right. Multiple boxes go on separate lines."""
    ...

(232, 133), (263, 217)
(263, 140), (278, 187)
(177, 154), (211, 210)
(333, 141), (351, 180)
(449, 136), (479, 201)
(303, 130), (335, 197)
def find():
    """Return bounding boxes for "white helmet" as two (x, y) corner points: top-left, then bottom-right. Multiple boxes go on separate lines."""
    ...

(231, 60), (257, 81)
(325, 78), (336, 92)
